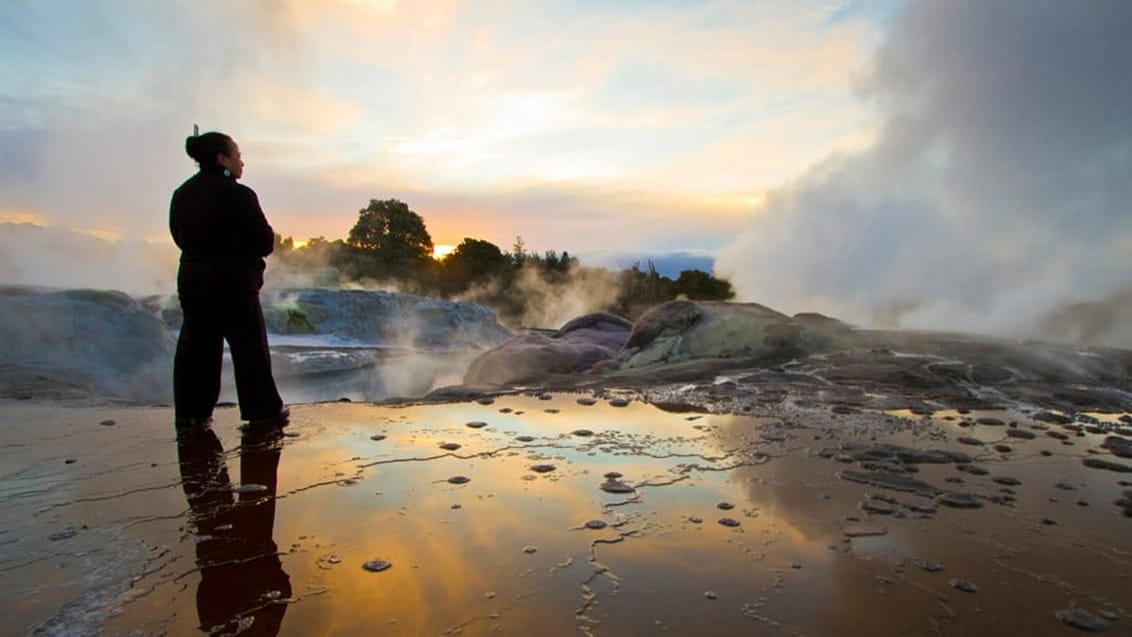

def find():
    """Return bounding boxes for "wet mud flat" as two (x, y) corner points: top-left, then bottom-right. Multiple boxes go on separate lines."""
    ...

(1, 395), (1130, 635)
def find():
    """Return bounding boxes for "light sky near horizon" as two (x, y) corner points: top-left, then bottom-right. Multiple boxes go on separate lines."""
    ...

(2, 1), (1130, 346)
(0, 0), (891, 251)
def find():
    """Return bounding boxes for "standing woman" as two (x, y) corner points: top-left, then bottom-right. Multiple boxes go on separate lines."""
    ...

(171, 129), (288, 428)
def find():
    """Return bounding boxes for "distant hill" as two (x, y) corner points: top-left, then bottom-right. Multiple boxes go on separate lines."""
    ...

(578, 250), (716, 279)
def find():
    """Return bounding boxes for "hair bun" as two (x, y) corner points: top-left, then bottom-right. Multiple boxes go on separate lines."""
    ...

(185, 135), (201, 160)
(185, 130), (232, 164)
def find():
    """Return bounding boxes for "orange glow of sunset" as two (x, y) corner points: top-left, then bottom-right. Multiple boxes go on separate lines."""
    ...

(432, 244), (456, 260)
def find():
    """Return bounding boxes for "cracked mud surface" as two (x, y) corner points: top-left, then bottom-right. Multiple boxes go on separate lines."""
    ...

(1, 390), (1130, 635)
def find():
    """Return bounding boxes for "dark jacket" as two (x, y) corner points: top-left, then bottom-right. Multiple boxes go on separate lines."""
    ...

(170, 167), (276, 294)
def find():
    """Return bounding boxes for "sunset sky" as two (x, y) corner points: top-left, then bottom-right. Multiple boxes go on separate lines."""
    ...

(0, 0), (890, 249)
(2, 1), (1129, 343)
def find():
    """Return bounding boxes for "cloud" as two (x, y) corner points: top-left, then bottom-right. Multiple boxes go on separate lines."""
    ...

(715, 0), (1132, 347)
(0, 0), (883, 291)
(257, 171), (747, 257)
(241, 78), (366, 138)
(0, 223), (178, 295)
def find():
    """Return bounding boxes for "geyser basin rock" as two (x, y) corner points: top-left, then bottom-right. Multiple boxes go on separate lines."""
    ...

(463, 312), (632, 386)
(160, 287), (514, 348)
(262, 288), (514, 348)
(457, 300), (1132, 415)
(462, 300), (849, 387)
(619, 300), (830, 367)
(2, 286), (515, 403)
(0, 286), (174, 401)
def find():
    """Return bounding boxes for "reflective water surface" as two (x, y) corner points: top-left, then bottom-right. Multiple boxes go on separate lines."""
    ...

(1, 395), (1129, 635)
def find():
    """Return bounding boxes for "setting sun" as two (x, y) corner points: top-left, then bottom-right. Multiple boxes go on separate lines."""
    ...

(432, 244), (456, 260)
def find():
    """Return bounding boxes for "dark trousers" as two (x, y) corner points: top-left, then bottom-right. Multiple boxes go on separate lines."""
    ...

(174, 291), (283, 422)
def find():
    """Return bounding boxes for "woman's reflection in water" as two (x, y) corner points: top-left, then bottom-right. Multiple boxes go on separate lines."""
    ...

(177, 424), (292, 636)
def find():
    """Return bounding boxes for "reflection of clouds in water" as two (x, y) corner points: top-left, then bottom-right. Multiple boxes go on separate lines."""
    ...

(709, 412), (1045, 633)
(717, 407), (1132, 635)
(261, 398), (849, 634)
(171, 399), (1128, 635)
(21, 396), (1128, 634)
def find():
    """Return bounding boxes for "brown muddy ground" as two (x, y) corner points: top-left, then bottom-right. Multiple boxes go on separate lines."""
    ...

(2, 390), (1130, 636)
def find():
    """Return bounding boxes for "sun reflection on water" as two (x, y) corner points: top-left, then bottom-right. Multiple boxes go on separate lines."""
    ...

(77, 395), (1132, 636)
(166, 395), (824, 635)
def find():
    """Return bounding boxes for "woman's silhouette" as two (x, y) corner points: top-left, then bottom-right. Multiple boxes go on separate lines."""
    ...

(177, 424), (291, 635)
(170, 128), (288, 428)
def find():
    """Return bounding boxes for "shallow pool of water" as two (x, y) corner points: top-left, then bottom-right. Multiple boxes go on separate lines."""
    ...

(2, 395), (1129, 635)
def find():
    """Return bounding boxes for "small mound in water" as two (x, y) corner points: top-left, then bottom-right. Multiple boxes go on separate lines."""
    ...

(1102, 436), (1132, 458)
(1083, 457), (1132, 473)
(600, 479), (635, 493)
(915, 560), (943, 572)
(1055, 608), (1109, 632)
(860, 497), (899, 515)
(843, 524), (887, 537)
(949, 579), (978, 593)
(936, 492), (983, 509)
(838, 470), (942, 497)
(363, 559), (392, 572)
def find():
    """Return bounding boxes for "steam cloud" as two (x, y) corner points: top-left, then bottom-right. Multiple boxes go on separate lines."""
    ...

(456, 262), (622, 330)
(715, 0), (1132, 348)
(0, 223), (178, 295)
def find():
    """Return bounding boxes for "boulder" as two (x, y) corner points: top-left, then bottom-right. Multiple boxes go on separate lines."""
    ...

(0, 286), (174, 401)
(618, 300), (834, 368)
(268, 289), (513, 348)
(463, 312), (632, 386)
(163, 288), (514, 349)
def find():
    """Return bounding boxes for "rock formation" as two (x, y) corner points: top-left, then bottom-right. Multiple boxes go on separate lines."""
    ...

(463, 312), (632, 386)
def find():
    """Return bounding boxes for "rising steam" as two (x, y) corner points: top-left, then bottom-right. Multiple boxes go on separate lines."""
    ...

(0, 223), (178, 295)
(715, 0), (1132, 348)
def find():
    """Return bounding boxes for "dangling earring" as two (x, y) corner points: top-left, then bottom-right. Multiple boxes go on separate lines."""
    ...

(223, 169), (231, 177)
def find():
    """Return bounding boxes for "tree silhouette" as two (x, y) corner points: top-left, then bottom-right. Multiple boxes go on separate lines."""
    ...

(346, 199), (434, 280)
(273, 198), (738, 323)
(674, 269), (735, 300)
(438, 238), (510, 294)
